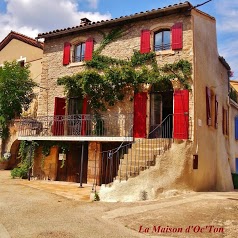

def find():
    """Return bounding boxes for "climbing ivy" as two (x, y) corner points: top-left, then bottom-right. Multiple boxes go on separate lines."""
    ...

(57, 27), (192, 112)
(11, 140), (70, 178)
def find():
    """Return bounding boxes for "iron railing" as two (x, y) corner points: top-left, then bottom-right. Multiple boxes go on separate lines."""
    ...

(18, 113), (133, 138)
(98, 114), (192, 185)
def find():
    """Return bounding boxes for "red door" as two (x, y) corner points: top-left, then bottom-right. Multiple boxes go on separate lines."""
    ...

(81, 97), (88, 136)
(133, 92), (147, 138)
(173, 90), (189, 139)
(53, 97), (66, 135)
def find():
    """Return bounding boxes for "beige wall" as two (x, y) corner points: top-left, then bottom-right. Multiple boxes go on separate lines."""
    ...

(191, 10), (233, 191)
(0, 38), (43, 154)
(228, 100), (238, 173)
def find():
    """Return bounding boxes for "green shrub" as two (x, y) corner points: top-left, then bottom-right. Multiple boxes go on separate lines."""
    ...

(11, 164), (28, 179)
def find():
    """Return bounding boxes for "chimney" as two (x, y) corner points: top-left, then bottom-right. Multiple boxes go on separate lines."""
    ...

(80, 18), (91, 25)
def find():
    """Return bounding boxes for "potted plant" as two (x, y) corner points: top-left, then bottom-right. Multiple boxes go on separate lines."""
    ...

(0, 152), (11, 170)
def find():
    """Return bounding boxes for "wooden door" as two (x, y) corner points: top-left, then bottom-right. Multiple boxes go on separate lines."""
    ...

(173, 90), (189, 139)
(53, 97), (66, 135)
(133, 92), (147, 138)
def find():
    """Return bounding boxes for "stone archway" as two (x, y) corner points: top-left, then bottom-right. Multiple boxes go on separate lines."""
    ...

(8, 140), (20, 169)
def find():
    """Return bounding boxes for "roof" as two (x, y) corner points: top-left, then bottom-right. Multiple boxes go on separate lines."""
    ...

(230, 80), (238, 92)
(219, 56), (231, 71)
(38, 1), (193, 39)
(0, 31), (44, 51)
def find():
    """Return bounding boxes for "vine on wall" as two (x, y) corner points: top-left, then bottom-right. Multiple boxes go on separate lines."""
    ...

(57, 27), (192, 112)
(11, 140), (69, 178)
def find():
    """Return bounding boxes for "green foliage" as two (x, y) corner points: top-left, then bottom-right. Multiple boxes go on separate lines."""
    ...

(94, 192), (100, 201)
(95, 27), (127, 54)
(11, 140), (38, 179)
(0, 61), (37, 138)
(230, 87), (238, 103)
(58, 28), (192, 112)
(11, 164), (28, 179)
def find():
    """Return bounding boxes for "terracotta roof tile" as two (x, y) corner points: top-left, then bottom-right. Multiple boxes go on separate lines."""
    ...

(37, 2), (192, 39)
(0, 31), (44, 51)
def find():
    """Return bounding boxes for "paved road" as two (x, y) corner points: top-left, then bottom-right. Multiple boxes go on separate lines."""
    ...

(0, 170), (237, 238)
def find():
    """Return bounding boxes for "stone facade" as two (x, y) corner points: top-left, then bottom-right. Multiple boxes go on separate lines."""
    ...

(38, 13), (194, 118)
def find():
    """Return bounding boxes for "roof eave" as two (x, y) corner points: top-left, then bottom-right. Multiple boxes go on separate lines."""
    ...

(37, 2), (192, 39)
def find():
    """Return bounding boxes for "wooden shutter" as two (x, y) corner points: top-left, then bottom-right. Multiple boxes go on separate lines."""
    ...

(206, 87), (212, 126)
(215, 95), (218, 129)
(171, 22), (183, 50)
(53, 97), (66, 135)
(84, 37), (94, 61)
(235, 117), (238, 140)
(81, 97), (88, 136)
(173, 89), (189, 139)
(63, 42), (71, 65)
(133, 92), (147, 138)
(140, 30), (151, 54)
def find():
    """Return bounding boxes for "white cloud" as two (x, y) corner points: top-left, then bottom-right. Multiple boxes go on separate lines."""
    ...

(86, 0), (98, 9)
(0, 0), (111, 41)
(215, 0), (238, 32)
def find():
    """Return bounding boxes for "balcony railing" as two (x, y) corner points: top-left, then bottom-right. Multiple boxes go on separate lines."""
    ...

(18, 114), (133, 138)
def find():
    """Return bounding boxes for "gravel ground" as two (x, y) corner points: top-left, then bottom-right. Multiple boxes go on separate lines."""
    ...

(0, 170), (237, 238)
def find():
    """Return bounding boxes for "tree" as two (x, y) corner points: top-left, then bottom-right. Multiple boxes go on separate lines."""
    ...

(0, 61), (37, 138)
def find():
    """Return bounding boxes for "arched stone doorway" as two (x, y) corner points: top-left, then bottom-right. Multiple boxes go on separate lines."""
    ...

(8, 140), (20, 169)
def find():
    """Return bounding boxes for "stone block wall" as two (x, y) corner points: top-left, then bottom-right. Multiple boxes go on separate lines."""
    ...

(37, 12), (194, 132)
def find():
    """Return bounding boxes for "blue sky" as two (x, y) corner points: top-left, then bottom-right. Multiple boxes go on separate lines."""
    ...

(0, 0), (237, 78)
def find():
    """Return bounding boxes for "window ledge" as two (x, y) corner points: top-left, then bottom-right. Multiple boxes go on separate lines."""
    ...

(155, 50), (175, 56)
(67, 61), (85, 68)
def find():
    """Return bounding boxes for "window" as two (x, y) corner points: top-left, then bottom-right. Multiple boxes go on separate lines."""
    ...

(63, 38), (94, 65)
(222, 107), (229, 135)
(73, 43), (85, 62)
(206, 87), (218, 128)
(19, 60), (25, 67)
(154, 30), (171, 51)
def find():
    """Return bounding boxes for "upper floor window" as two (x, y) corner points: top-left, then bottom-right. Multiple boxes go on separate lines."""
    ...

(140, 23), (183, 54)
(73, 42), (85, 62)
(63, 38), (94, 66)
(154, 30), (170, 51)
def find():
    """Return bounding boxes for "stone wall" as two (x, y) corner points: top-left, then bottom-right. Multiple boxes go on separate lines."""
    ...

(37, 12), (194, 124)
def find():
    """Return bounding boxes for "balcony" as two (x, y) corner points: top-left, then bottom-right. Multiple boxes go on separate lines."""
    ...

(18, 114), (133, 142)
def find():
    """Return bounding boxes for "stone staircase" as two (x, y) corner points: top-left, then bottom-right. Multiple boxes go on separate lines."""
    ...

(117, 138), (172, 181)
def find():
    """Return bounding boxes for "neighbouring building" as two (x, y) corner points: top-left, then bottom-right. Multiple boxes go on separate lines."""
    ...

(0, 31), (43, 168)
(17, 2), (236, 193)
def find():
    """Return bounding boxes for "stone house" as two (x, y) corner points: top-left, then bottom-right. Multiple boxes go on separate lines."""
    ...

(0, 31), (43, 169)
(18, 2), (235, 192)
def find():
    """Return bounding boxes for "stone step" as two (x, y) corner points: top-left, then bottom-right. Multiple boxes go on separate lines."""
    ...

(132, 142), (171, 149)
(119, 160), (155, 171)
(122, 153), (157, 161)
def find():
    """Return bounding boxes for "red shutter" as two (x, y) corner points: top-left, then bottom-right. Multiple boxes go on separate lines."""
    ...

(85, 37), (94, 61)
(133, 92), (147, 138)
(215, 95), (218, 129)
(140, 30), (151, 54)
(172, 23), (183, 50)
(206, 87), (212, 126)
(63, 42), (71, 65)
(81, 97), (88, 136)
(53, 97), (66, 135)
(173, 90), (189, 139)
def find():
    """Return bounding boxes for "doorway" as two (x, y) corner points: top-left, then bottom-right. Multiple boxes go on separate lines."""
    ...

(57, 142), (88, 183)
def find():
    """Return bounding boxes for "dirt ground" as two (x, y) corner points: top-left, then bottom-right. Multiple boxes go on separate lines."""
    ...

(0, 170), (237, 238)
